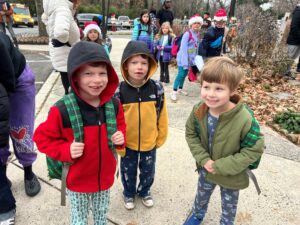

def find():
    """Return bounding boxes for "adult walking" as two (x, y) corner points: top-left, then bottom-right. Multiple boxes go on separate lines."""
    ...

(42, 0), (80, 94)
(156, 0), (174, 28)
(286, 3), (300, 79)
(0, 0), (18, 48)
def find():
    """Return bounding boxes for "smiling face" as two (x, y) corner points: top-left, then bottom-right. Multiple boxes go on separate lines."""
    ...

(125, 55), (149, 86)
(201, 81), (235, 115)
(87, 29), (100, 42)
(74, 63), (108, 105)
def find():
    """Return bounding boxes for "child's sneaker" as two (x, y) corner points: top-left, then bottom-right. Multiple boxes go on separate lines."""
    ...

(124, 197), (135, 210)
(183, 212), (202, 225)
(0, 214), (15, 225)
(170, 91), (177, 102)
(141, 195), (154, 208)
(178, 89), (188, 96)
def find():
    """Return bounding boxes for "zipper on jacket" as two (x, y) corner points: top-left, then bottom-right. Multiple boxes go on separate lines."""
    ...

(96, 108), (102, 191)
(137, 88), (141, 151)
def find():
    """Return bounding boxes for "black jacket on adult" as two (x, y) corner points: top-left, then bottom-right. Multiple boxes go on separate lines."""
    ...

(156, 7), (174, 26)
(287, 5), (300, 45)
(0, 83), (9, 148)
(0, 32), (26, 93)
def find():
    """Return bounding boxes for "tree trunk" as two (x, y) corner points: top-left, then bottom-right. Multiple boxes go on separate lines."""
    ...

(34, 0), (48, 37)
(229, 0), (236, 18)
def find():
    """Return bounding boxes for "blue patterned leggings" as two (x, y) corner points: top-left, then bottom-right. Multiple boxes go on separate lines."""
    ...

(193, 169), (239, 225)
(67, 189), (110, 225)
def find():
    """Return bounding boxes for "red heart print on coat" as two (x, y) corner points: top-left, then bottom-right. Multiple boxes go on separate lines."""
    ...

(10, 127), (27, 141)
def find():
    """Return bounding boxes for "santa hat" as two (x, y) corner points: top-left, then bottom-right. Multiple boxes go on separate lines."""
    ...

(214, 9), (227, 21)
(83, 21), (102, 37)
(189, 14), (203, 27)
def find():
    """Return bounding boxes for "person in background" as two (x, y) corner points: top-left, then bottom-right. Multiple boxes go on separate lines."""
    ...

(285, 3), (300, 79)
(83, 21), (110, 56)
(154, 21), (175, 83)
(42, 0), (80, 95)
(198, 9), (227, 59)
(149, 8), (159, 35)
(132, 9), (154, 54)
(156, 0), (174, 28)
(200, 12), (211, 38)
(0, 0), (18, 48)
(171, 15), (203, 102)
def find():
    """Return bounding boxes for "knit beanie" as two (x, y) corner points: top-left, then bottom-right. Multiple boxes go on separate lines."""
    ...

(189, 14), (203, 27)
(214, 9), (227, 21)
(83, 21), (102, 37)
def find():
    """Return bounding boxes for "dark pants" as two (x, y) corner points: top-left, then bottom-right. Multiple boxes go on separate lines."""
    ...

(59, 72), (70, 95)
(192, 169), (239, 225)
(121, 148), (156, 198)
(159, 57), (170, 83)
(0, 161), (16, 217)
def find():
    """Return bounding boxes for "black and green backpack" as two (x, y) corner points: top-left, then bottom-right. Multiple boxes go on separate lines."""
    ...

(46, 92), (118, 205)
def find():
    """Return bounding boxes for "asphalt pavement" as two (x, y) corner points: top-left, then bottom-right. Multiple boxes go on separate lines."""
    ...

(6, 38), (300, 225)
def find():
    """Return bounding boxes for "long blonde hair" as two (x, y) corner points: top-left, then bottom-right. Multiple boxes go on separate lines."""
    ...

(155, 21), (175, 40)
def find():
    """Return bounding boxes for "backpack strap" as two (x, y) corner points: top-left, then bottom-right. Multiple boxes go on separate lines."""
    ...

(60, 92), (84, 206)
(105, 98), (118, 159)
(151, 79), (164, 122)
(168, 35), (172, 45)
(188, 29), (194, 42)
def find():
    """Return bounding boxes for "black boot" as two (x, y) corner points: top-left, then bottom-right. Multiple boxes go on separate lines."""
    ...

(24, 165), (41, 197)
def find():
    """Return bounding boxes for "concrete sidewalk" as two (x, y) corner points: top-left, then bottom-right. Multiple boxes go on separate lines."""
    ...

(7, 40), (300, 225)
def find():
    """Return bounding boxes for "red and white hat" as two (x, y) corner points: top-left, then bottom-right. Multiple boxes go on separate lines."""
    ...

(83, 21), (102, 37)
(189, 14), (203, 27)
(214, 9), (227, 21)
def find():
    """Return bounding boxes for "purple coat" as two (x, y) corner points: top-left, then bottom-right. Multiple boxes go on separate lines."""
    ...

(154, 35), (173, 62)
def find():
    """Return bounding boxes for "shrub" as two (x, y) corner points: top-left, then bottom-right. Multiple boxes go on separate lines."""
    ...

(274, 110), (300, 134)
(230, 3), (294, 77)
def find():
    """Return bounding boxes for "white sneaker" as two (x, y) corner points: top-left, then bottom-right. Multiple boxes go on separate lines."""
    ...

(124, 197), (135, 210)
(178, 89), (188, 96)
(0, 215), (15, 225)
(142, 195), (154, 208)
(170, 91), (177, 102)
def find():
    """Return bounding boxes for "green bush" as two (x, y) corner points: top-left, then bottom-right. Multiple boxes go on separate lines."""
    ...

(274, 110), (300, 134)
(78, 5), (102, 14)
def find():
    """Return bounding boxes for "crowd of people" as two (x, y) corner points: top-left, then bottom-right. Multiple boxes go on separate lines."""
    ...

(4, 0), (300, 224)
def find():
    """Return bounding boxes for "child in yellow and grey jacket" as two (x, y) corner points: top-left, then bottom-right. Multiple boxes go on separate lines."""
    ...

(115, 40), (168, 210)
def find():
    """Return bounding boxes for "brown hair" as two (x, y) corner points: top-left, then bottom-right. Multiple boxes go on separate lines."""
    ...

(74, 62), (107, 77)
(198, 56), (243, 91)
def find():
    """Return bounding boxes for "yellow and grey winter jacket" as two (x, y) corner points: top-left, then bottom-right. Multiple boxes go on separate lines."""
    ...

(115, 40), (168, 151)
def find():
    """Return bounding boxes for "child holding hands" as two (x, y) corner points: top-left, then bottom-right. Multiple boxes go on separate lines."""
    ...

(184, 57), (264, 225)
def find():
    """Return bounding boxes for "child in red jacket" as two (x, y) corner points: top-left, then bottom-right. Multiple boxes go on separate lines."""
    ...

(34, 41), (126, 225)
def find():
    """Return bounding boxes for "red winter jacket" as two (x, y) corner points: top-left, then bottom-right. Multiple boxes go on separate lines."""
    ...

(34, 42), (126, 193)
